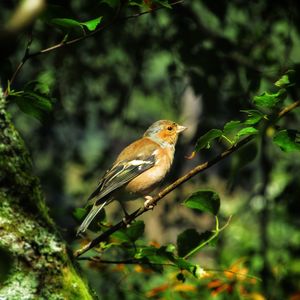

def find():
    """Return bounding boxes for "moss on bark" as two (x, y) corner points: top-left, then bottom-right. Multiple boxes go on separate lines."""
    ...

(0, 91), (95, 300)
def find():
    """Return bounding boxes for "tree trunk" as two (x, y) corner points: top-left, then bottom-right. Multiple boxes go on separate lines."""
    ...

(0, 91), (94, 299)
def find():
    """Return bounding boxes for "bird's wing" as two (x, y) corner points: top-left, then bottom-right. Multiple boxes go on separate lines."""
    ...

(86, 154), (156, 206)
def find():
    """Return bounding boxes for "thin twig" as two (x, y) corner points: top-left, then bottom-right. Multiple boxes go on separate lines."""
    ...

(74, 100), (300, 258)
(5, 0), (184, 93)
(4, 32), (33, 97)
(29, 0), (183, 58)
(277, 100), (300, 118)
(124, 0), (184, 20)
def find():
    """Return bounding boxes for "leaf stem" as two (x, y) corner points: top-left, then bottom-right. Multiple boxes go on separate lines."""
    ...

(183, 216), (231, 259)
(220, 134), (233, 146)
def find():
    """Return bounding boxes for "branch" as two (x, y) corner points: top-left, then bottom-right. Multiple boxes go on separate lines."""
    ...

(74, 99), (300, 258)
(3, 32), (33, 97)
(77, 256), (177, 267)
(277, 100), (300, 119)
(4, 0), (184, 95)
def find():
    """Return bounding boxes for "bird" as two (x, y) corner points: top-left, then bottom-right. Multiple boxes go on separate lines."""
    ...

(76, 120), (187, 236)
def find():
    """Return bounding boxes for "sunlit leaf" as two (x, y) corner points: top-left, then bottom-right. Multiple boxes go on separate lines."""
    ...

(241, 109), (265, 125)
(81, 17), (103, 31)
(273, 130), (300, 152)
(275, 71), (295, 88)
(223, 120), (242, 135)
(195, 129), (223, 151)
(253, 90), (285, 108)
(184, 190), (220, 215)
(51, 18), (82, 29)
(236, 127), (259, 139)
(275, 74), (290, 88)
(177, 228), (213, 257)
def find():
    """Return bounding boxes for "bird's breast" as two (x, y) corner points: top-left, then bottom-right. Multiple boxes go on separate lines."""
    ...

(125, 148), (173, 196)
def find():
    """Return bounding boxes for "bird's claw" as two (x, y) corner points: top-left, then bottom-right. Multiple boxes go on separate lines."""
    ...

(144, 195), (155, 210)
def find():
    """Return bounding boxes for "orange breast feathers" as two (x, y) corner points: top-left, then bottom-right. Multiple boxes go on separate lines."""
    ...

(115, 137), (174, 195)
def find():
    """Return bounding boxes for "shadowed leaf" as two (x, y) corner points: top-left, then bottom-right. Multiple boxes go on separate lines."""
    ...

(177, 229), (213, 257)
(253, 90), (286, 108)
(195, 129), (223, 151)
(184, 190), (220, 215)
(273, 130), (300, 152)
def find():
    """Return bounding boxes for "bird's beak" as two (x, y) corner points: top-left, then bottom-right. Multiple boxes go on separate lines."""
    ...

(176, 125), (187, 133)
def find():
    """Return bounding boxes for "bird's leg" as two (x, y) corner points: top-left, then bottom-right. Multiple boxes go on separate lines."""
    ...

(144, 195), (155, 210)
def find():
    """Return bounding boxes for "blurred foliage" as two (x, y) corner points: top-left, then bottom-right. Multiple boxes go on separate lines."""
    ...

(1, 0), (300, 299)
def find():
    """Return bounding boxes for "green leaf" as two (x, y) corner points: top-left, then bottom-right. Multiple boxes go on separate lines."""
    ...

(253, 90), (285, 108)
(128, 1), (144, 7)
(173, 258), (200, 277)
(195, 129), (223, 151)
(114, 220), (145, 242)
(126, 220), (145, 241)
(13, 92), (53, 121)
(135, 246), (157, 259)
(81, 17), (103, 31)
(275, 74), (290, 88)
(273, 130), (300, 152)
(241, 109), (265, 125)
(153, 0), (172, 8)
(184, 190), (220, 215)
(135, 245), (175, 264)
(135, 246), (175, 260)
(112, 230), (130, 242)
(223, 120), (242, 135)
(274, 71), (296, 88)
(73, 208), (87, 221)
(177, 229), (213, 257)
(51, 18), (82, 29)
(9, 79), (55, 121)
(236, 127), (259, 139)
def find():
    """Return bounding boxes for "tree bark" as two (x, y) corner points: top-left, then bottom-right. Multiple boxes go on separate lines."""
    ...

(0, 91), (94, 299)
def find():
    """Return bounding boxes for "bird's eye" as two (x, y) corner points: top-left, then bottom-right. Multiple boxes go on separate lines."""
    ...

(167, 126), (173, 131)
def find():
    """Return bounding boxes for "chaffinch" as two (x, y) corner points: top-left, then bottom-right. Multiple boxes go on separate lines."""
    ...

(76, 120), (187, 236)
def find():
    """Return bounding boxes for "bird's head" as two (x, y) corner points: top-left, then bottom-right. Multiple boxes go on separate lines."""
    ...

(144, 120), (187, 147)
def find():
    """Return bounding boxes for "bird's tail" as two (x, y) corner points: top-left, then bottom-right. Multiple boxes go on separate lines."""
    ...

(76, 201), (107, 236)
